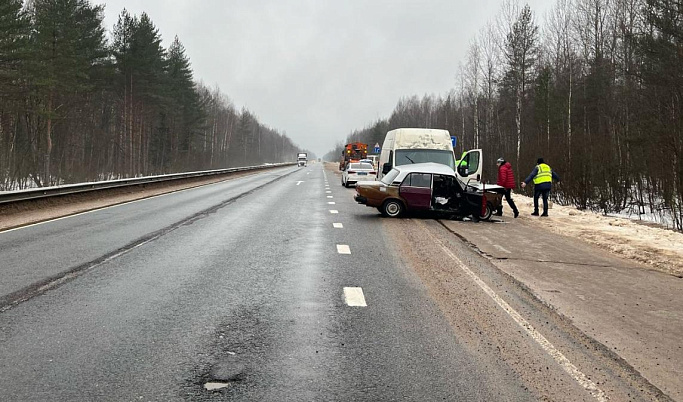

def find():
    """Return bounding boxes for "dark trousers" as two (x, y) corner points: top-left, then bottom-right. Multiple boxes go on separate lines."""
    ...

(534, 188), (550, 214)
(498, 189), (518, 214)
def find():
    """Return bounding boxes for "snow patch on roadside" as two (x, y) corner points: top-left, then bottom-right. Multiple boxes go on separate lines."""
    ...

(514, 194), (683, 277)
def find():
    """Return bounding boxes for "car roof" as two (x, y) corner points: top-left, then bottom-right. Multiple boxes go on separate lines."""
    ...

(394, 162), (456, 176)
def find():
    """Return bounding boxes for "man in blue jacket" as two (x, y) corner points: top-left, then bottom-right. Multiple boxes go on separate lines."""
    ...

(521, 158), (560, 217)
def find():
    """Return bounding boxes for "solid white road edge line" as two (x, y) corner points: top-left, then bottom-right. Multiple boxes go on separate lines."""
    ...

(336, 244), (351, 254)
(333, 223), (343, 228)
(418, 221), (608, 402)
(343, 287), (367, 307)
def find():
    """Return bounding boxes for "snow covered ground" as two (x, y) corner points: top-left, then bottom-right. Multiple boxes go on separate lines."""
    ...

(514, 194), (683, 277)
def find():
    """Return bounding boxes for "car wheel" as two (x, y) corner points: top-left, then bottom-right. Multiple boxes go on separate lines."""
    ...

(341, 177), (345, 186)
(382, 199), (404, 218)
(480, 202), (493, 221)
(344, 180), (350, 188)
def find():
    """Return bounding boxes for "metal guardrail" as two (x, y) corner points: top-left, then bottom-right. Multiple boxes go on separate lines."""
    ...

(0, 163), (297, 205)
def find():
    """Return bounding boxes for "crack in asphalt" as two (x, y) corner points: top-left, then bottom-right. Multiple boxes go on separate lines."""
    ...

(0, 170), (296, 313)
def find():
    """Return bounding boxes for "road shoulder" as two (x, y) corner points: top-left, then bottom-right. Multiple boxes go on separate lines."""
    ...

(440, 216), (683, 401)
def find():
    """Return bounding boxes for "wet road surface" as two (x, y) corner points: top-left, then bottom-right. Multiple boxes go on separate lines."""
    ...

(0, 164), (671, 401)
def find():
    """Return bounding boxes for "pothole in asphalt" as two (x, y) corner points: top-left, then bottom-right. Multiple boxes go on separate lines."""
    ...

(204, 382), (231, 391)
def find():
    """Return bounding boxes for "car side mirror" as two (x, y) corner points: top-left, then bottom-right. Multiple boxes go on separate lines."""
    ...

(382, 163), (391, 174)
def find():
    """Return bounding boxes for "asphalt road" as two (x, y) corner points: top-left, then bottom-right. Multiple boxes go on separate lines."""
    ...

(0, 164), (669, 401)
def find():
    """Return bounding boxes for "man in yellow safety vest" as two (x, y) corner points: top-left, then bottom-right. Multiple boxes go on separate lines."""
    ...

(521, 158), (560, 217)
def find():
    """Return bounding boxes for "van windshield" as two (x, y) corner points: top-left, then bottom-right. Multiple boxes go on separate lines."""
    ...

(395, 149), (455, 169)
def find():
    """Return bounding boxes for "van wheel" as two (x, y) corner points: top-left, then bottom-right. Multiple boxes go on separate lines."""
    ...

(382, 199), (404, 218)
(480, 202), (493, 221)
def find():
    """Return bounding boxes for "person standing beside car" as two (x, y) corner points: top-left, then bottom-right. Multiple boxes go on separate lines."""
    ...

(495, 157), (519, 218)
(521, 158), (560, 216)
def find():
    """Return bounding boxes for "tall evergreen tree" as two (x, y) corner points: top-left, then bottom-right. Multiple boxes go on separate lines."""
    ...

(29, 0), (107, 185)
(112, 11), (167, 175)
(165, 36), (202, 167)
(0, 0), (30, 102)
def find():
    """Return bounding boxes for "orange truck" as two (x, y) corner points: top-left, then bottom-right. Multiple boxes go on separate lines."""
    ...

(339, 142), (368, 170)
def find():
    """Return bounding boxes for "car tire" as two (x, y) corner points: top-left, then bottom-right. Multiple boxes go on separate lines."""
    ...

(344, 180), (350, 188)
(382, 199), (404, 218)
(480, 202), (493, 221)
(341, 177), (345, 186)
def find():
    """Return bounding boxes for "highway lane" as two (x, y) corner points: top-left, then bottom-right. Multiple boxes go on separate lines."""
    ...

(0, 166), (296, 305)
(0, 164), (533, 401)
(0, 163), (665, 401)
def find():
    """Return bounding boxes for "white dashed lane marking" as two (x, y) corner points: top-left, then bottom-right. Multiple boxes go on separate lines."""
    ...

(336, 245), (351, 254)
(328, 202), (336, 205)
(327, 196), (333, 199)
(333, 223), (343, 228)
(343, 287), (367, 307)
(326, 191), (332, 194)
(329, 210), (339, 214)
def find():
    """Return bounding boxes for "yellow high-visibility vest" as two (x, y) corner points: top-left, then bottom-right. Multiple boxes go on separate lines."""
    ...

(533, 163), (552, 184)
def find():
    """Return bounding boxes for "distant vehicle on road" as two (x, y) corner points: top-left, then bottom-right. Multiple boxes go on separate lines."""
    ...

(297, 152), (307, 167)
(354, 163), (500, 219)
(339, 142), (368, 170)
(341, 162), (376, 187)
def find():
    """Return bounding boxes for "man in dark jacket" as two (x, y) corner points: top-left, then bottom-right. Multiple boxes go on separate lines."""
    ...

(522, 158), (561, 216)
(495, 157), (519, 218)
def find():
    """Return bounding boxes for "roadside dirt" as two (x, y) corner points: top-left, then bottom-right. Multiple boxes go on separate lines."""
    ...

(512, 195), (683, 277)
(0, 170), (263, 232)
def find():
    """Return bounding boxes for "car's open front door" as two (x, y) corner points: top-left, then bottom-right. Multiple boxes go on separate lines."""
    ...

(399, 173), (432, 210)
(456, 149), (483, 184)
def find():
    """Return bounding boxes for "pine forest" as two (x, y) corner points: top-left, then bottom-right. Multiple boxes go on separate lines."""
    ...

(0, 0), (302, 192)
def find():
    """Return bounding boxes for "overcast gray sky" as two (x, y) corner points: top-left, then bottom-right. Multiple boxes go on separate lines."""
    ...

(101, 1), (554, 156)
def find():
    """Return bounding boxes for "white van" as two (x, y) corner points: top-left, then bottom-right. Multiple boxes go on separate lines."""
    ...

(377, 128), (482, 184)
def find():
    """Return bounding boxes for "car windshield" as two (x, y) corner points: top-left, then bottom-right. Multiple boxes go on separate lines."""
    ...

(350, 163), (373, 170)
(380, 169), (400, 185)
(395, 149), (455, 170)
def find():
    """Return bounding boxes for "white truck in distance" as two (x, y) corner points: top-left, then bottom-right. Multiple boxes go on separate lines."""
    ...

(297, 153), (307, 167)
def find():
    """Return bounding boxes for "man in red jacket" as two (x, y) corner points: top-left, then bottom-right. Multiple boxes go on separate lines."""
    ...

(496, 157), (519, 218)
